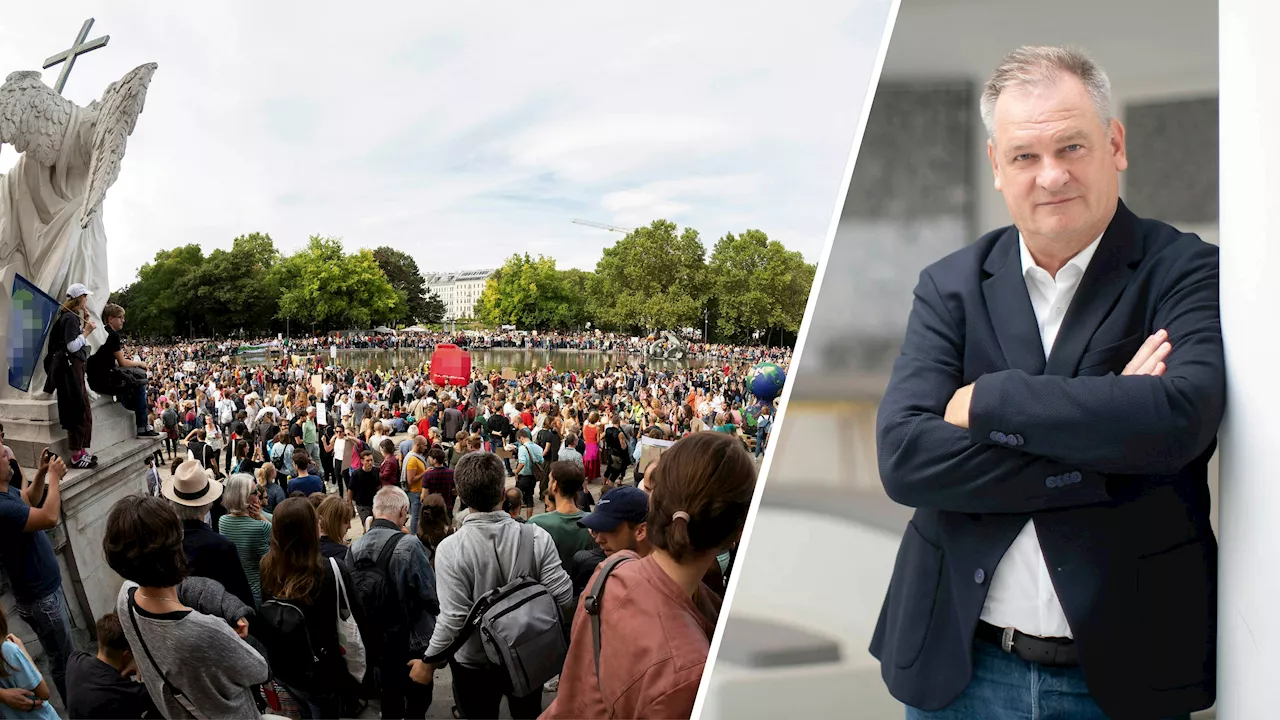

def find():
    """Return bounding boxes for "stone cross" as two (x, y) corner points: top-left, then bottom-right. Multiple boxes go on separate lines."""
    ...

(42, 18), (110, 95)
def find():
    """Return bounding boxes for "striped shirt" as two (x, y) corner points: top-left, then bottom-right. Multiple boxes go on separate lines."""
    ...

(218, 514), (271, 602)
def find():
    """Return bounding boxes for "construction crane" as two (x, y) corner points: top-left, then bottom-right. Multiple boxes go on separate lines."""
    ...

(572, 218), (634, 233)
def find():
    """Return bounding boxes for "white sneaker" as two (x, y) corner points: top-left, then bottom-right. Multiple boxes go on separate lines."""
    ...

(543, 675), (560, 693)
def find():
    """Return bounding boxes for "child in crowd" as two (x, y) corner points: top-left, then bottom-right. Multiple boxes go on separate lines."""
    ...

(65, 613), (160, 719)
(0, 607), (60, 719)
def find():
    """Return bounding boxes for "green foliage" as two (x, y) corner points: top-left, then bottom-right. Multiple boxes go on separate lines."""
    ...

(372, 246), (431, 325)
(590, 220), (707, 332)
(474, 253), (579, 329)
(422, 290), (446, 325)
(108, 220), (814, 345)
(557, 268), (594, 329)
(191, 233), (281, 336)
(119, 244), (206, 337)
(271, 236), (401, 330)
(708, 229), (815, 343)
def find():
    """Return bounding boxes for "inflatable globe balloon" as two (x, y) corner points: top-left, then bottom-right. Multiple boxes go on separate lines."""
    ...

(749, 362), (787, 404)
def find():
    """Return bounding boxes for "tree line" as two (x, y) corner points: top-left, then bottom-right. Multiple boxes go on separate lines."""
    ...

(474, 220), (814, 345)
(110, 220), (815, 345)
(108, 233), (443, 340)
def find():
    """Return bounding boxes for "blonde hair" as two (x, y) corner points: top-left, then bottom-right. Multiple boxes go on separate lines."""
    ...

(317, 495), (354, 542)
(255, 463), (278, 486)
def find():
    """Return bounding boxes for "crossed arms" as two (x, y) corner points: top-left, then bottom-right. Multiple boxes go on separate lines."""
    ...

(876, 243), (1225, 514)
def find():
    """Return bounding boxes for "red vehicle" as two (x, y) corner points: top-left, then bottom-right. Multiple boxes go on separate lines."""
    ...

(430, 343), (472, 386)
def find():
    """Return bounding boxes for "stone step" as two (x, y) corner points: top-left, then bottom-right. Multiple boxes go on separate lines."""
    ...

(1, 397), (145, 468)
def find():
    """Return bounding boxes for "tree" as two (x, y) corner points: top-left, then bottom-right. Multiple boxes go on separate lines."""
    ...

(372, 246), (430, 325)
(271, 236), (401, 331)
(590, 220), (707, 332)
(422, 290), (446, 325)
(473, 254), (576, 329)
(190, 232), (281, 336)
(120, 244), (206, 337)
(707, 229), (815, 344)
(558, 268), (594, 329)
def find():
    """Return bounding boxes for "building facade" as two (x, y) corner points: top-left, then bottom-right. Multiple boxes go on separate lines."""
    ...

(425, 268), (494, 320)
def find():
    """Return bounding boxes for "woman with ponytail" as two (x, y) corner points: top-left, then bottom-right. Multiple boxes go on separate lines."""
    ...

(545, 431), (757, 719)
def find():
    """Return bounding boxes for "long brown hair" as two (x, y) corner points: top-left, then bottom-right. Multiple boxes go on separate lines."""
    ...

(317, 495), (353, 542)
(259, 497), (324, 601)
(646, 431), (756, 563)
(417, 493), (453, 557)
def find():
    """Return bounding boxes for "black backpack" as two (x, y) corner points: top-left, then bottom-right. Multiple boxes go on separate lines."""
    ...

(350, 532), (407, 662)
(259, 598), (321, 686)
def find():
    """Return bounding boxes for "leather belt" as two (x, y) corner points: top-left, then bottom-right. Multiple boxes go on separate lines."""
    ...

(976, 620), (1078, 667)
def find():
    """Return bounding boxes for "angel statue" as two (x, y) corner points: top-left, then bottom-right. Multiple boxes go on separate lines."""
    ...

(0, 62), (157, 400)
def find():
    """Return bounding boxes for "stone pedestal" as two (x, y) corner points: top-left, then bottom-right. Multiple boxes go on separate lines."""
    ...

(0, 396), (161, 645)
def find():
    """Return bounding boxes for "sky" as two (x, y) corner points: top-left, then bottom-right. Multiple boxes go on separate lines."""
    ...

(0, 0), (892, 290)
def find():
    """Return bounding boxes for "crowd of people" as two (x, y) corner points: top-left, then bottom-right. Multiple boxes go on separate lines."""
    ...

(160, 329), (793, 366)
(3, 306), (777, 719)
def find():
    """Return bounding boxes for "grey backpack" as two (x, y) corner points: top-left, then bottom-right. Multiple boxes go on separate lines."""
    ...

(424, 523), (567, 697)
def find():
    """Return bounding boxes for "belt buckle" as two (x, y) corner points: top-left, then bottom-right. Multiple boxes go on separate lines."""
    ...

(1001, 626), (1016, 654)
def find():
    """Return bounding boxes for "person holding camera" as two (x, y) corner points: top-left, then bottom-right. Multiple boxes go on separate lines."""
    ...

(0, 445), (72, 706)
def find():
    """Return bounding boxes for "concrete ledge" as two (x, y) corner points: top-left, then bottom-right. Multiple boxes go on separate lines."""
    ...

(717, 616), (841, 668)
(761, 484), (913, 535)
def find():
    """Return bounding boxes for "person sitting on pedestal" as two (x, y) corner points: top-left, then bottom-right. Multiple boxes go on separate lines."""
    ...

(86, 304), (158, 440)
(42, 284), (98, 469)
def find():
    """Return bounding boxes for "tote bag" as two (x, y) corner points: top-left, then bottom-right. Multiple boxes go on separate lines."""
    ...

(330, 557), (367, 682)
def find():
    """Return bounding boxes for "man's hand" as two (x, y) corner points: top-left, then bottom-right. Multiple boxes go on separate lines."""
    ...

(235, 617), (249, 638)
(1122, 329), (1171, 377)
(407, 658), (435, 685)
(944, 383), (975, 429)
(120, 654), (139, 679)
(47, 456), (65, 482)
(0, 687), (40, 712)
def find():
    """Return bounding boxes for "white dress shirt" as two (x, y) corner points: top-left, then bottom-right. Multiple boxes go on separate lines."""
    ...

(979, 232), (1103, 639)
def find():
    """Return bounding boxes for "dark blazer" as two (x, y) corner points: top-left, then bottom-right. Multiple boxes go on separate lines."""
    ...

(870, 200), (1224, 720)
(181, 518), (257, 609)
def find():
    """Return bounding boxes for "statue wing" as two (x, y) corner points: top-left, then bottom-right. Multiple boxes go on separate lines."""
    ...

(0, 71), (74, 166)
(80, 63), (157, 228)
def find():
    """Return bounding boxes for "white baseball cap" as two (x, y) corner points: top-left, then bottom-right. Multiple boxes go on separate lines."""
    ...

(66, 283), (93, 299)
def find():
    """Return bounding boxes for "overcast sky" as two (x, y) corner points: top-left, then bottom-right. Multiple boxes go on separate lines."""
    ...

(0, 1), (891, 289)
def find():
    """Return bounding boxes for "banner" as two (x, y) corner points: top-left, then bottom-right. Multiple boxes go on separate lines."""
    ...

(7, 274), (59, 392)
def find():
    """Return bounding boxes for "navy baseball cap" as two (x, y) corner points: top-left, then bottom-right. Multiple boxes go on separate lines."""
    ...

(579, 486), (649, 532)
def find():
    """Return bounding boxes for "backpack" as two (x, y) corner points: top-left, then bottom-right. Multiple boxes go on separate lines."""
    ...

(522, 442), (550, 494)
(349, 532), (408, 663)
(423, 524), (566, 697)
(259, 597), (322, 686)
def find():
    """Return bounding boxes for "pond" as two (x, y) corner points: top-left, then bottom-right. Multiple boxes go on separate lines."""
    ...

(269, 347), (711, 373)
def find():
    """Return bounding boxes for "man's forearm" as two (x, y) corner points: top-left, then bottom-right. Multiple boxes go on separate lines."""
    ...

(969, 368), (1224, 474)
(879, 407), (1113, 514)
(25, 468), (46, 509)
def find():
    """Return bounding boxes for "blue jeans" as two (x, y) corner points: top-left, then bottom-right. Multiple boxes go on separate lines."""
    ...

(906, 641), (1191, 720)
(408, 490), (421, 535)
(15, 587), (74, 704)
(755, 427), (769, 457)
(124, 386), (148, 430)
